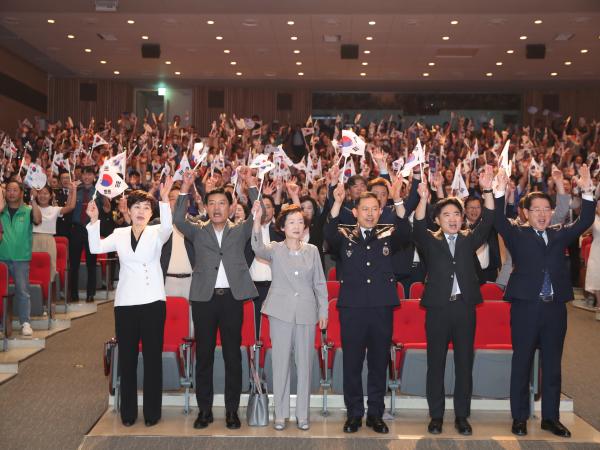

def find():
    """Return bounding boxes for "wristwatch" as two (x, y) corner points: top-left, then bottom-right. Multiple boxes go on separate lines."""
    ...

(394, 199), (404, 206)
(482, 189), (493, 194)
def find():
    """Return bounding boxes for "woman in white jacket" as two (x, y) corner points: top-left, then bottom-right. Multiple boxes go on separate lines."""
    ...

(86, 177), (173, 427)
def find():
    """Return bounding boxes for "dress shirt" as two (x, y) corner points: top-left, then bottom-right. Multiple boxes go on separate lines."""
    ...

(444, 233), (462, 295)
(213, 226), (230, 288)
(249, 223), (272, 281)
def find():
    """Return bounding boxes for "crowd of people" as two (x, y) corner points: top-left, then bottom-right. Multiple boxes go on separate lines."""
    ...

(1, 109), (599, 436)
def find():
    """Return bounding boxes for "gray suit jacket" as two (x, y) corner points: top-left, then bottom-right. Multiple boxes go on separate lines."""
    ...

(251, 229), (328, 325)
(174, 191), (258, 302)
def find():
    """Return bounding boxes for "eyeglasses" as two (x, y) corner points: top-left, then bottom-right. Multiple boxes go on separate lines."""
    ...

(528, 208), (552, 214)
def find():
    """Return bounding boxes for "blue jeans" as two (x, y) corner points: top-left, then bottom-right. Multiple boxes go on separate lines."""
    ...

(2, 260), (31, 324)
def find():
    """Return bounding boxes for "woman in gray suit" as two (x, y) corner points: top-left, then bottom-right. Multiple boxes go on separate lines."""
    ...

(251, 201), (328, 431)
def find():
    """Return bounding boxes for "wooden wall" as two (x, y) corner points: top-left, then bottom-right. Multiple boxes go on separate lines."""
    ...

(48, 78), (134, 126)
(192, 86), (312, 135)
(521, 87), (600, 125)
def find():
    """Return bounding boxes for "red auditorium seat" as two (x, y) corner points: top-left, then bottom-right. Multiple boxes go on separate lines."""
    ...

(54, 236), (68, 250)
(327, 267), (337, 281)
(326, 280), (340, 302)
(409, 281), (424, 299)
(55, 242), (68, 305)
(474, 301), (512, 349)
(396, 283), (406, 300)
(480, 282), (505, 301)
(0, 262), (10, 350)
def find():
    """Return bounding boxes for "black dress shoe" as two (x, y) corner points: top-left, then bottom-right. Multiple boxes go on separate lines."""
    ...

(428, 418), (443, 434)
(193, 410), (213, 429)
(454, 417), (472, 436)
(511, 420), (527, 436)
(86, 296), (95, 303)
(225, 411), (241, 429)
(121, 419), (136, 427)
(541, 419), (571, 438)
(343, 416), (362, 433)
(145, 419), (159, 427)
(366, 415), (389, 434)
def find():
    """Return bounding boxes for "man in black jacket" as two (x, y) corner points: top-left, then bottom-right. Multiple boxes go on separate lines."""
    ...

(412, 165), (495, 436)
(464, 196), (501, 284)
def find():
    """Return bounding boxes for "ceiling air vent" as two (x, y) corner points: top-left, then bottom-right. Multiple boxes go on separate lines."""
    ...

(95, 0), (118, 12)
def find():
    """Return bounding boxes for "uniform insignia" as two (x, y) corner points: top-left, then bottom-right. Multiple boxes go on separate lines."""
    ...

(346, 249), (353, 258)
(382, 245), (390, 256)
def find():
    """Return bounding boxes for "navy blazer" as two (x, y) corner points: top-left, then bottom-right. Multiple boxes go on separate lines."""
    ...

(493, 195), (595, 303)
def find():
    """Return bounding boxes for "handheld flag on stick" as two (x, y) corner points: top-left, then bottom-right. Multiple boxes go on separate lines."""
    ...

(94, 166), (128, 200)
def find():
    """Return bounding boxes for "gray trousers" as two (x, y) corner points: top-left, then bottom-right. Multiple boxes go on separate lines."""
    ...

(269, 316), (315, 421)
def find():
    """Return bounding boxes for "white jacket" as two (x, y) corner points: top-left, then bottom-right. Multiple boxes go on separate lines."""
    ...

(86, 202), (173, 307)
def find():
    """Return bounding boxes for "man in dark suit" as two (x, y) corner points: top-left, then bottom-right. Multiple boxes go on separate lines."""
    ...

(54, 170), (73, 238)
(412, 165), (495, 436)
(464, 196), (501, 284)
(494, 165), (595, 438)
(174, 168), (258, 431)
(324, 178), (411, 434)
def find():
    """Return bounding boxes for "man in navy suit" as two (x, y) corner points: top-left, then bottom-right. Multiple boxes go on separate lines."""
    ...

(494, 165), (596, 438)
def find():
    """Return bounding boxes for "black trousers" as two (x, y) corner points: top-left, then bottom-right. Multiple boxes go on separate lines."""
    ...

(69, 223), (96, 300)
(425, 299), (476, 419)
(510, 300), (567, 421)
(192, 290), (243, 412)
(252, 281), (270, 339)
(114, 300), (166, 423)
(339, 306), (393, 418)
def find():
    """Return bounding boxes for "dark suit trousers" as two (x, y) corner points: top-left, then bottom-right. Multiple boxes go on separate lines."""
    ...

(114, 300), (166, 423)
(339, 306), (393, 418)
(192, 291), (243, 412)
(425, 299), (476, 419)
(252, 281), (270, 340)
(69, 223), (97, 300)
(510, 300), (567, 421)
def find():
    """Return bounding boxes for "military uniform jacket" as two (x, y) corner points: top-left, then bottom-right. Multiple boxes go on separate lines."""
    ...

(324, 214), (411, 308)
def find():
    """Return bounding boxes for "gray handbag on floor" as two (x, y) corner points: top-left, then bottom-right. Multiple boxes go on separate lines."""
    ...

(246, 346), (269, 426)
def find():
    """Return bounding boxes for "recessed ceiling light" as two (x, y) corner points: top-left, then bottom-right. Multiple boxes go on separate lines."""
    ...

(84, 48), (92, 53)
(564, 61), (572, 65)
(207, 20), (215, 25)
(290, 36), (298, 40)
(235, 72), (242, 76)
(368, 20), (376, 25)
(486, 72), (493, 77)
(361, 62), (368, 66)
(506, 49), (515, 54)
(365, 36), (373, 41)
(287, 20), (295, 25)
(580, 49), (589, 53)
(442, 36), (450, 40)
(216, 36), (223, 40)
(298, 72), (304, 76)
(428, 62), (435, 66)
(296, 61), (302, 65)
(534, 19), (543, 24)
(423, 72), (430, 77)
(230, 61), (237, 65)
(363, 50), (371, 54)
(293, 49), (300, 54)
(127, 20), (135, 24)
(224, 49), (231, 54)
(47, 19), (55, 24)
(141, 35), (149, 40)
(67, 34), (75, 39)
(450, 20), (459, 25)
(165, 60), (172, 65)
(113, 70), (120, 75)
(175, 71), (181, 75)
(519, 35), (527, 40)
(496, 61), (503, 66)
(360, 72), (367, 76)
(550, 72), (558, 76)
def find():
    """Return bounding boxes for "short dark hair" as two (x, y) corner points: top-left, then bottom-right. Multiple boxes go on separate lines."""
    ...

(524, 192), (554, 210)
(355, 192), (380, 207)
(368, 177), (389, 192)
(433, 197), (464, 218)
(464, 196), (482, 208)
(275, 203), (304, 231)
(347, 175), (367, 188)
(81, 166), (96, 175)
(6, 180), (24, 192)
(204, 187), (233, 205)
(127, 190), (157, 210)
(262, 194), (275, 208)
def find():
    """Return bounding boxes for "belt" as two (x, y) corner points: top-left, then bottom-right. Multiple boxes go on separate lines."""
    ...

(449, 293), (463, 302)
(539, 294), (554, 302)
(214, 288), (231, 296)
(411, 262), (420, 268)
(166, 273), (192, 278)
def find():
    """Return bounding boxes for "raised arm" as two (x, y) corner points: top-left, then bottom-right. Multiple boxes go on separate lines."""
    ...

(412, 177), (431, 245)
(174, 170), (200, 239)
(157, 176), (174, 243)
(549, 169), (569, 226)
(85, 199), (117, 254)
(493, 167), (516, 239)
(324, 183), (345, 253)
(250, 200), (273, 261)
(60, 181), (78, 215)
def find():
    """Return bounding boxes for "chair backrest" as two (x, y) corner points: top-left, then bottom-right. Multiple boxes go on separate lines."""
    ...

(480, 282), (505, 301)
(55, 243), (68, 275)
(392, 300), (427, 345)
(581, 242), (592, 263)
(327, 267), (337, 281)
(54, 236), (68, 249)
(409, 282), (425, 300)
(0, 262), (8, 317)
(30, 252), (52, 298)
(396, 283), (406, 300)
(163, 297), (190, 352)
(240, 300), (256, 347)
(326, 280), (340, 302)
(474, 301), (512, 347)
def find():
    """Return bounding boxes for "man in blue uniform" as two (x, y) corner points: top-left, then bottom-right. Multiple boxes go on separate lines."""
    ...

(324, 179), (410, 434)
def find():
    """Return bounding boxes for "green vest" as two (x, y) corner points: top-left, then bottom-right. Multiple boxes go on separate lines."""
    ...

(0, 204), (33, 261)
